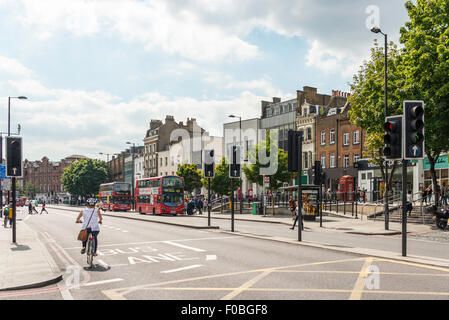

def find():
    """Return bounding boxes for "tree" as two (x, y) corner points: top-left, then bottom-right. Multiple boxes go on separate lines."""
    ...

(176, 163), (203, 194)
(399, 0), (449, 205)
(61, 159), (108, 200)
(348, 39), (404, 191)
(243, 134), (295, 214)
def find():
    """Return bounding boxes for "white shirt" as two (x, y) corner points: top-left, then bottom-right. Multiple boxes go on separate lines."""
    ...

(81, 208), (100, 231)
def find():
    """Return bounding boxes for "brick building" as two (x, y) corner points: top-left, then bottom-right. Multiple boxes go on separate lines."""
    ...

(22, 155), (88, 202)
(143, 116), (205, 178)
(315, 103), (365, 191)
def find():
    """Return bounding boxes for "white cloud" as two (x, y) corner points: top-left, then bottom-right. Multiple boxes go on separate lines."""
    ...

(0, 55), (285, 161)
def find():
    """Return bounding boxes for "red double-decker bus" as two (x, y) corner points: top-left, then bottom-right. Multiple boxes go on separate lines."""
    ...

(99, 182), (132, 211)
(135, 175), (184, 215)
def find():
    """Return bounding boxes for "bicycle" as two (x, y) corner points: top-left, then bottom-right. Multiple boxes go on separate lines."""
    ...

(86, 231), (96, 268)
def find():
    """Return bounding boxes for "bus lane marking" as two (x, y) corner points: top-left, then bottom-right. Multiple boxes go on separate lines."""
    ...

(163, 241), (206, 252)
(161, 265), (203, 274)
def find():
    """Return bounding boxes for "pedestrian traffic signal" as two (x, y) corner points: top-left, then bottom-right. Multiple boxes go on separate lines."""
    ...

(204, 149), (215, 178)
(383, 116), (403, 160)
(229, 146), (241, 178)
(313, 161), (322, 185)
(6, 137), (22, 177)
(403, 101), (425, 160)
(288, 131), (303, 172)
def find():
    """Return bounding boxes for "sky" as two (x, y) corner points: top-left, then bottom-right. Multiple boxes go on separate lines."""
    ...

(0, 0), (410, 162)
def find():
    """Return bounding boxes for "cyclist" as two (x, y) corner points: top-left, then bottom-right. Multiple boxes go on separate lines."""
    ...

(76, 198), (102, 256)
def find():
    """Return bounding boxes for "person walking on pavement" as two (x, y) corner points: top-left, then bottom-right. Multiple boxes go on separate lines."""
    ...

(40, 201), (48, 214)
(406, 190), (413, 217)
(197, 198), (203, 215)
(31, 200), (38, 214)
(288, 196), (296, 219)
(290, 204), (304, 231)
(28, 200), (33, 214)
(3, 205), (9, 228)
(427, 185), (433, 204)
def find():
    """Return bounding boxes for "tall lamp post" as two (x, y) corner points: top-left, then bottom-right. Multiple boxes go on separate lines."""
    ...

(8, 96), (27, 244)
(229, 115), (243, 214)
(371, 27), (389, 230)
(126, 142), (136, 210)
(99, 152), (110, 162)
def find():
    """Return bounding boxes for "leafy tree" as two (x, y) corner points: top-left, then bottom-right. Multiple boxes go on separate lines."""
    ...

(399, 0), (449, 205)
(176, 163), (203, 194)
(348, 39), (404, 194)
(61, 159), (108, 199)
(244, 135), (295, 213)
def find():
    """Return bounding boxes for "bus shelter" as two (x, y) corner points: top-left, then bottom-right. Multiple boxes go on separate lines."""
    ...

(280, 185), (320, 221)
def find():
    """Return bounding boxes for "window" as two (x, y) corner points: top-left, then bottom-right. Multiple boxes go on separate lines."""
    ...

(165, 157), (168, 166)
(330, 154), (336, 168)
(321, 155), (326, 168)
(307, 127), (312, 141)
(344, 155), (350, 168)
(304, 108), (308, 117)
(160, 158), (163, 166)
(304, 152), (308, 169)
(354, 154), (360, 164)
(343, 132), (349, 146)
(330, 129), (335, 144)
(362, 173), (366, 180)
(320, 131), (326, 145)
(353, 130), (360, 144)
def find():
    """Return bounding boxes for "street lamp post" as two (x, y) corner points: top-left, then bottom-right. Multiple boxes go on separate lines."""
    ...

(371, 27), (390, 230)
(229, 115), (243, 214)
(126, 142), (136, 211)
(99, 152), (110, 162)
(8, 96), (27, 244)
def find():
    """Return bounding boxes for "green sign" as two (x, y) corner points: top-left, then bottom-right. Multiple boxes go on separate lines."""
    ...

(295, 174), (308, 185)
(423, 155), (448, 170)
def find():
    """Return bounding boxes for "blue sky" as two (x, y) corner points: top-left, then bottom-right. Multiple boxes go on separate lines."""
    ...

(0, 0), (410, 161)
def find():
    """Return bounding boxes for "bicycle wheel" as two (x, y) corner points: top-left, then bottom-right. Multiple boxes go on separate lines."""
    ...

(87, 239), (94, 268)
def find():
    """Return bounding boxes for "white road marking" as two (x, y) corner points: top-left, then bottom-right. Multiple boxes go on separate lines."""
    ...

(163, 241), (206, 252)
(58, 283), (74, 300)
(84, 278), (124, 287)
(206, 255), (217, 261)
(161, 264), (203, 274)
(62, 236), (239, 250)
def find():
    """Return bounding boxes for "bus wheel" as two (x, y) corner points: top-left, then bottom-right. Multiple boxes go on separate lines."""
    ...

(139, 207), (144, 215)
(152, 208), (156, 215)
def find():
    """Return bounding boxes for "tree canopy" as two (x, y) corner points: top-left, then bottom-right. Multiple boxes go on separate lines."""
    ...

(61, 159), (108, 198)
(176, 163), (203, 194)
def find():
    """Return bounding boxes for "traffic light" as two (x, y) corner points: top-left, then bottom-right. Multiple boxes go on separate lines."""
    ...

(313, 161), (322, 185)
(288, 131), (303, 172)
(6, 137), (22, 177)
(383, 116), (403, 160)
(404, 101), (425, 160)
(229, 146), (241, 178)
(204, 149), (215, 178)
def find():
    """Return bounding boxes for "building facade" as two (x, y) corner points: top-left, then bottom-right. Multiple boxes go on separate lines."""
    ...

(22, 155), (88, 202)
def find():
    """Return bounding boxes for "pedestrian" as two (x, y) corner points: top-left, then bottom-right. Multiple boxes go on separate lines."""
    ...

(406, 190), (413, 216)
(28, 200), (33, 214)
(40, 201), (48, 214)
(187, 200), (194, 215)
(290, 205), (304, 231)
(197, 198), (203, 215)
(427, 185), (433, 204)
(3, 205), (9, 228)
(443, 183), (448, 206)
(421, 187), (427, 205)
(31, 201), (39, 214)
(288, 196), (296, 219)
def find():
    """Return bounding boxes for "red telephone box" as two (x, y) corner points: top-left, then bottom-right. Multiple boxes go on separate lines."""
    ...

(337, 176), (355, 201)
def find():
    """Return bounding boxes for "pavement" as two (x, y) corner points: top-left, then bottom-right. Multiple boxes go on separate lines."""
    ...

(46, 204), (433, 236)
(0, 209), (62, 291)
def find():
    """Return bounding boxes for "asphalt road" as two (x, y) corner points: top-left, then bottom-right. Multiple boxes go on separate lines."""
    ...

(3, 206), (449, 300)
